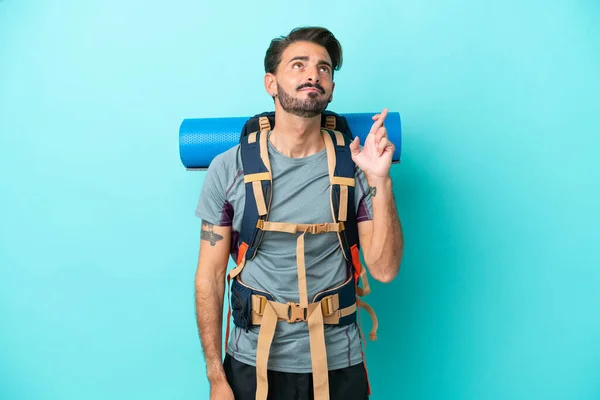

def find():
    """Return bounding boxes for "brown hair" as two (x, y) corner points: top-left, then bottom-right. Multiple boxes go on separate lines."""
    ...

(264, 27), (343, 79)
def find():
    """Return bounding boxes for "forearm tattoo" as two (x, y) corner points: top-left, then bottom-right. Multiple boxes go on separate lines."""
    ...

(368, 186), (377, 198)
(201, 221), (223, 246)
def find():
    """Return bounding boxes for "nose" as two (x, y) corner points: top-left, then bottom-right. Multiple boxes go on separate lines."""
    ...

(307, 65), (320, 82)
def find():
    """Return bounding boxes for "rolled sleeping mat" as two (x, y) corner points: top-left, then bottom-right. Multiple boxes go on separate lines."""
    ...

(179, 112), (402, 169)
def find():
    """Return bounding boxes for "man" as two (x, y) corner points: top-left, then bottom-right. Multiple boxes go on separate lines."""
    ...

(194, 27), (403, 400)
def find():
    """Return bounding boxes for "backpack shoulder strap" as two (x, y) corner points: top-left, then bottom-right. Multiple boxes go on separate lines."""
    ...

(238, 128), (273, 264)
(322, 129), (372, 298)
(321, 129), (359, 261)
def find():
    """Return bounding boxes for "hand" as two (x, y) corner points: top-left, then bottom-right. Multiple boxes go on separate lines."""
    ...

(349, 108), (395, 180)
(210, 381), (235, 400)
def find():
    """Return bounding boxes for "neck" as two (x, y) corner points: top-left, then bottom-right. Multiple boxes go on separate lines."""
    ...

(269, 107), (324, 158)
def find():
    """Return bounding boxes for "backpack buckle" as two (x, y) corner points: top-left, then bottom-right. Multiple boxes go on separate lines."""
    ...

(320, 295), (338, 317)
(252, 295), (267, 315)
(309, 223), (329, 234)
(286, 302), (307, 323)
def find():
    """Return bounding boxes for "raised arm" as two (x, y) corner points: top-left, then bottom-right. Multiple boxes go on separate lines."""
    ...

(350, 108), (404, 282)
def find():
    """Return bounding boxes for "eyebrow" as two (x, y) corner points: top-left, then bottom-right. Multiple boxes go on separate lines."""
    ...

(288, 56), (332, 69)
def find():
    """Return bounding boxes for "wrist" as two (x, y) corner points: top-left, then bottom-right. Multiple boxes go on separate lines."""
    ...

(207, 368), (227, 386)
(366, 175), (392, 188)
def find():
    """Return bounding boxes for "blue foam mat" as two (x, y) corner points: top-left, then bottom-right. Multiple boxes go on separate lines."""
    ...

(179, 112), (402, 169)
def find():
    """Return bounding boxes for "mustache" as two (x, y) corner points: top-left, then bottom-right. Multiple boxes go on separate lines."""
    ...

(296, 82), (325, 94)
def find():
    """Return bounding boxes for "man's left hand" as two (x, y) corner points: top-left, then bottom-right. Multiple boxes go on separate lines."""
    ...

(349, 108), (394, 181)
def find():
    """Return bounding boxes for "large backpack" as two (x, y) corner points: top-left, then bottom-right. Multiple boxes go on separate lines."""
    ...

(225, 111), (378, 400)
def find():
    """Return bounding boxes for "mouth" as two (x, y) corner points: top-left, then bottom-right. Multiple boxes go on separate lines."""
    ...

(297, 83), (325, 94)
(299, 87), (323, 94)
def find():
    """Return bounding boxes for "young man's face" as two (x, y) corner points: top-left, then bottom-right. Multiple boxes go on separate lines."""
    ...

(266, 40), (335, 118)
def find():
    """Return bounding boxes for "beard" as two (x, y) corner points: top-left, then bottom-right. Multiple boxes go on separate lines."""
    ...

(277, 83), (330, 118)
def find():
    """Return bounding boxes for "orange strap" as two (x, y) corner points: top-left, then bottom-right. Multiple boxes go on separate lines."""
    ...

(225, 242), (249, 352)
(350, 244), (372, 297)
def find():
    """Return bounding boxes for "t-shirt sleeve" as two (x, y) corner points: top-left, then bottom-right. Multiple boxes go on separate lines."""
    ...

(354, 165), (373, 222)
(195, 153), (233, 227)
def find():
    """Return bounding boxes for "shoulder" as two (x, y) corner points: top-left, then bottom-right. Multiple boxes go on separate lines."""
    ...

(206, 145), (243, 177)
(210, 144), (241, 169)
(203, 144), (243, 192)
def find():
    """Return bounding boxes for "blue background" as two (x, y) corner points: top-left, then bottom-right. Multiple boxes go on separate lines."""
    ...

(1, 1), (599, 399)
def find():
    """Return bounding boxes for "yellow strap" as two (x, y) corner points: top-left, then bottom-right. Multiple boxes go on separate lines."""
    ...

(297, 231), (309, 308)
(333, 130), (345, 146)
(244, 172), (270, 183)
(259, 129), (272, 174)
(252, 181), (268, 216)
(356, 264), (371, 297)
(323, 303), (356, 324)
(338, 185), (348, 221)
(322, 131), (355, 187)
(249, 293), (358, 399)
(251, 299), (331, 400)
(331, 176), (355, 187)
(245, 131), (271, 218)
(322, 130), (336, 182)
(248, 131), (258, 144)
(256, 220), (344, 235)
(255, 302), (278, 400)
(228, 256), (246, 280)
(308, 304), (329, 400)
(358, 298), (379, 341)
(323, 130), (350, 261)
(251, 296), (356, 324)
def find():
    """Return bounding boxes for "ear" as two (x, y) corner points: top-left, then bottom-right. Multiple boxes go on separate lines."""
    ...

(264, 73), (277, 98)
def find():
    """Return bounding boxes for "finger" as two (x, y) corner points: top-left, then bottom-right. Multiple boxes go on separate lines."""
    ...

(377, 137), (388, 156)
(370, 108), (389, 134)
(375, 127), (388, 143)
(380, 108), (388, 123)
(349, 136), (361, 158)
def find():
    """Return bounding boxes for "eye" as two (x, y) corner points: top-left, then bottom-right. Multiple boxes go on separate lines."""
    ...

(292, 62), (304, 69)
(319, 65), (331, 74)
